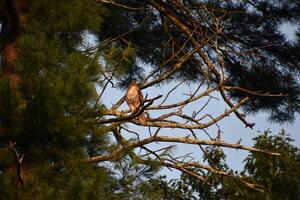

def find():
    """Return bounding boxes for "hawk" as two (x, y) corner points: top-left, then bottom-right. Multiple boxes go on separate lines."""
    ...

(125, 80), (147, 124)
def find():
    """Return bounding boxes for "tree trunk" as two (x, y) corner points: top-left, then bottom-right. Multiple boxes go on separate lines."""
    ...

(1, 0), (27, 185)
(1, 0), (26, 86)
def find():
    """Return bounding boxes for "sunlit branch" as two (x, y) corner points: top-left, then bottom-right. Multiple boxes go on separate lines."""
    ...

(133, 97), (249, 129)
(96, 0), (147, 10)
(184, 161), (264, 192)
(223, 86), (288, 97)
(84, 133), (280, 165)
(149, 0), (257, 129)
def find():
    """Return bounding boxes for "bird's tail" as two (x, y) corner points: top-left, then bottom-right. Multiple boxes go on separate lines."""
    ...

(138, 112), (148, 125)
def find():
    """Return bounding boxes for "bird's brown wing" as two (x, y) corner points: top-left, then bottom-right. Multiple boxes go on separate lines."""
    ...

(137, 87), (144, 107)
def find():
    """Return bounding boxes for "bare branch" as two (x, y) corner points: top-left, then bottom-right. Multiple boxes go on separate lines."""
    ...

(96, 0), (147, 10)
(219, 88), (255, 128)
(141, 45), (203, 90)
(94, 64), (119, 108)
(134, 97), (249, 129)
(159, 80), (184, 105)
(8, 142), (25, 186)
(223, 86), (288, 97)
(149, 87), (217, 110)
(83, 133), (280, 165)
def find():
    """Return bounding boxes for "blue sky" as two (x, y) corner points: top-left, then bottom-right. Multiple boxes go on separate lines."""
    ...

(101, 80), (299, 178)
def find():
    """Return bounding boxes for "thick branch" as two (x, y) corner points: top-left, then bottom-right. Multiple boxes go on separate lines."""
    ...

(84, 133), (280, 165)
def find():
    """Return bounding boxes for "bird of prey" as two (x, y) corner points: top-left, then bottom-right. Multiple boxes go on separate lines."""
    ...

(125, 80), (147, 124)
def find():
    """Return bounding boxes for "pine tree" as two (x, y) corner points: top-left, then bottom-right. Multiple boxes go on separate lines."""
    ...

(0, 0), (123, 198)
(99, 0), (300, 123)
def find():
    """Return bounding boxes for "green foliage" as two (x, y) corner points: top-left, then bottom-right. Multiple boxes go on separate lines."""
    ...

(9, 0), (105, 162)
(0, 164), (119, 200)
(0, 1), (165, 198)
(240, 130), (300, 200)
(163, 130), (300, 200)
(0, 0), (114, 198)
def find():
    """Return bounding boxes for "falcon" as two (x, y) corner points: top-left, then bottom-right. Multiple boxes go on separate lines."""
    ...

(125, 80), (147, 124)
